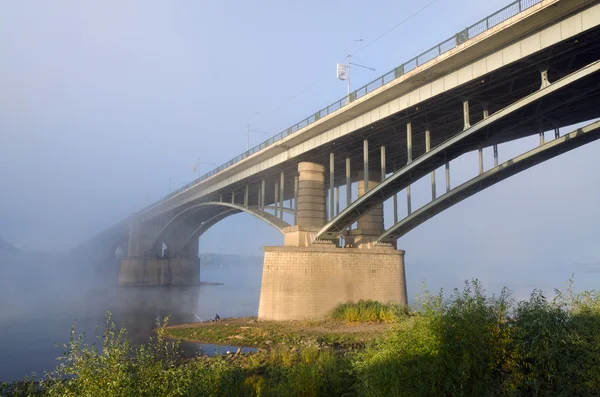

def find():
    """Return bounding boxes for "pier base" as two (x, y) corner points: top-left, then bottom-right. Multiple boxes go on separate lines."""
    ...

(258, 245), (407, 321)
(118, 257), (200, 286)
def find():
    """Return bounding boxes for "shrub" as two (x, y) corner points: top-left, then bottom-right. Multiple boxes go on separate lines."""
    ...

(329, 300), (409, 323)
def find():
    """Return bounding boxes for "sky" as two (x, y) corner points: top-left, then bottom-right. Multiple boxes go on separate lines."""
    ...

(1, 0), (599, 295)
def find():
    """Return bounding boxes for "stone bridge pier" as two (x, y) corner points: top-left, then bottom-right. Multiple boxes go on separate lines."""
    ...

(258, 161), (407, 321)
(118, 216), (200, 287)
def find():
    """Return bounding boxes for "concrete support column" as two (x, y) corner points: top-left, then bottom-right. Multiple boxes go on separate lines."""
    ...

(296, 162), (326, 227)
(346, 170), (384, 249)
(283, 162), (328, 247)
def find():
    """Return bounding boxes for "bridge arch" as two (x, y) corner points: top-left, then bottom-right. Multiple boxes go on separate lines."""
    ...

(150, 201), (289, 255)
(375, 121), (600, 243)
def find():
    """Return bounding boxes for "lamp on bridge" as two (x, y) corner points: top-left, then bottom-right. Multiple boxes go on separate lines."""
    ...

(192, 159), (216, 180)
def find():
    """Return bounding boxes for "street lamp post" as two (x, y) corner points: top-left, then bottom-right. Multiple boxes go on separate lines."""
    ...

(246, 125), (270, 151)
(193, 159), (216, 180)
(337, 39), (375, 99)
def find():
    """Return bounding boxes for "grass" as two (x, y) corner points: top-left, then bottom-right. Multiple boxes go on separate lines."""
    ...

(329, 300), (409, 323)
(164, 317), (390, 351)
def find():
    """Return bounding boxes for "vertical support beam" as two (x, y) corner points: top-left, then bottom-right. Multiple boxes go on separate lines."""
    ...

(274, 182), (279, 218)
(463, 98), (471, 130)
(539, 130), (545, 146)
(335, 186), (340, 216)
(294, 175), (299, 225)
(540, 68), (550, 89)
(363, 140), (369, 193)
(445, 162), (450, 193)
(554, 127), (560, 139)
(257, 186), (262, 210)
(280, 172), (284, 222)
(329, 153), (335, 221)
(493, 145), (499, 167)
(380, 146), (386, 181)
(261, 180), (266, 210)
(219, 194), (222, 202)
(346, 157), (351, 206)
(406, 122), (412, 164)
(426, 128), (435, 200)
(406, 122), (412, 214)
(244, 184), (249, 208)
(231, 191), (235, 204)
(483, 105), (497, 168)
(478, 147), (484, 175)
(393, 194), (398, 223)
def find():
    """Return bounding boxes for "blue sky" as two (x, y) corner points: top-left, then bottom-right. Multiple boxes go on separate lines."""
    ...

(1, 0), (599, 296)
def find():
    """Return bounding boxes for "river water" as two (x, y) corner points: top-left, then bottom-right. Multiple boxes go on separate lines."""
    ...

(0, 259), (263, 383)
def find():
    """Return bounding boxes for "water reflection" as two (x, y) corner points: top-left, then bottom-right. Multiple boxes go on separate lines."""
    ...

(0, 259), (263, 382)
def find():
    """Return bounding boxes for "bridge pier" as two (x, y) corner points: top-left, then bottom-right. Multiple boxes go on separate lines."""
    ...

(118, 217), (200, 286)
(118, 256), (200, 286)
(259, 162), (407, 321)
(258, 245), (406, 320)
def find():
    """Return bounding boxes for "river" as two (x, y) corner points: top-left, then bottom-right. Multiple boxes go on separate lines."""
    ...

(0, 257), (263, 383)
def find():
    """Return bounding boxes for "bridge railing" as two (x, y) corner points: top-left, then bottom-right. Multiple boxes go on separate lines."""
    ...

(145, 0), (542, 211)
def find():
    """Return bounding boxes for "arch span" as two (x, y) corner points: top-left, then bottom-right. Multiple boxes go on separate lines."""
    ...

(150, 202), (290, 255)
(377, 120), (600, 243)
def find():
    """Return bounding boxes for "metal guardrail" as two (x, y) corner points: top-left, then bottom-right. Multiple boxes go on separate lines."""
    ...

(146, 0), (543, 210)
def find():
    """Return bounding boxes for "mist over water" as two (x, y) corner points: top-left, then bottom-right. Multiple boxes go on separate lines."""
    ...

(0, 254), (263, 383)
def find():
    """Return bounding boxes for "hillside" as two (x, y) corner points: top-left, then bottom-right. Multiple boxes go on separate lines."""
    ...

(0, 237), (20, 261)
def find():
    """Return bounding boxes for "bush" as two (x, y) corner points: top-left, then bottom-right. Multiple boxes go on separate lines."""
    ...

(329, 300), (409, 323)
(354, 279), (600, 397)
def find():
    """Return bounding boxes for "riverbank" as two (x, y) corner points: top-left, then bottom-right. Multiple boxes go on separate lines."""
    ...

(4, 281), (600, 396)
(164, 316), (391, 350)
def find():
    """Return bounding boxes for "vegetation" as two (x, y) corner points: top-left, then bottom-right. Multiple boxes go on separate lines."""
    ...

(329, 300), (409, 323)
(3, 279), (600, 396)
(164, 317), (389, 351)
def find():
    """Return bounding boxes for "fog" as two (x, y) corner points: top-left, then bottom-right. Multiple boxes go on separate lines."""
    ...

(1, 0), (600, 383)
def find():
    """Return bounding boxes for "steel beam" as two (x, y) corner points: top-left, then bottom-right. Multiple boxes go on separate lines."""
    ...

(407, 186), (412, 215)
(244, 184), (249, 208)
(280, 172), (284, 222)
(274, 182), (279, 218)
(445, 162), (450, 193)
(406, 123), (412, 164)
(335, 186), (340, 216)
(463, 99), (471, 130)
(346, 157), (351, 207)
(426, 128), (435, 200)
(363, 140), (369, 193)
(381, 146), (386, 180)
(330, 153), (335, 221)
(261, 180), (266, 210)
(494, 145), (499, 167)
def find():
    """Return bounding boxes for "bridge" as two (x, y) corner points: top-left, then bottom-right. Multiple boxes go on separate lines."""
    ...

(91, 0), (600, 320)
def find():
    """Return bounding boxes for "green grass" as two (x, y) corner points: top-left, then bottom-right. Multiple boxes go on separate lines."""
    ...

(329, 300), (409, 323)
(4, 278), (600, 396)
(164, 318), (389, 351)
